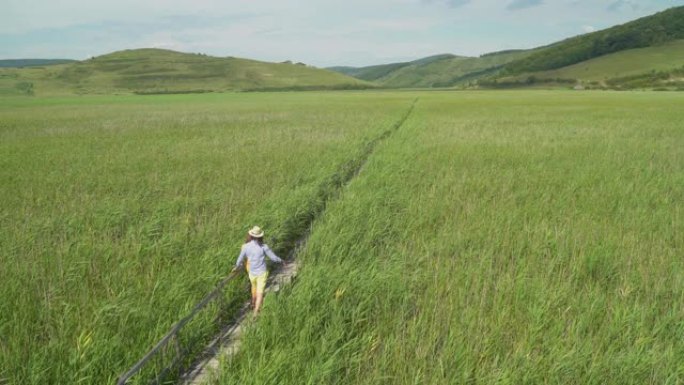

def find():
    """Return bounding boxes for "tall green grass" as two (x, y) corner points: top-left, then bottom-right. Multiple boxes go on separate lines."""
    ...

(0, 92), (413, 384)
(218, 91), (684, 384)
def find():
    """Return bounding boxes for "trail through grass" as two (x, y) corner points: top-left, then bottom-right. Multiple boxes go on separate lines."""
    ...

(0, 92), (412, 384)
(218, 91), (684, 385)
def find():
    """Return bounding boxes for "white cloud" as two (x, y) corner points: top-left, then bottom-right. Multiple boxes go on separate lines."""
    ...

(2, 0), (287, 34)
(2, 0), (684, 65)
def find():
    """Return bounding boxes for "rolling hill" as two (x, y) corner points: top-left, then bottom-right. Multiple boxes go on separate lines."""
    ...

(527, 40), (684, 81)
(0, 49), (373, 96)
(329, 6), (684, 90)
(501, 6), (684, 76)
(3, 5), (683, 94)
(378, 50), (532, 88)
(328, 54), (458, 81)
(489, 39), (684, 89)
(328, 50), (531, 88)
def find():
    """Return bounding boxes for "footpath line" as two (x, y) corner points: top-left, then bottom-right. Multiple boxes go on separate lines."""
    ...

(181, 98), (417, 385)
(117, 98), (417, 385)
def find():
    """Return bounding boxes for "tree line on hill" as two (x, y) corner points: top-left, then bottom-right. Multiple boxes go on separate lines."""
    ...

(502, 6), (684, 74)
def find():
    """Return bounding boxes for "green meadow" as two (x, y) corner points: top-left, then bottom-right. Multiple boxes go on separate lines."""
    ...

(1, 91), (683, 384)
(0, 92), (411, 384)
(216, 92), (684, 384)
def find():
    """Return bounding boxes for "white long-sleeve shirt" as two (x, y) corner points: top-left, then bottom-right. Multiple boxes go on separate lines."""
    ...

(234, 240), (283, 276)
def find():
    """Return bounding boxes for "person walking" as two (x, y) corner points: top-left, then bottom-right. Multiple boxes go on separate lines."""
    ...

(232, 226), (285, 314)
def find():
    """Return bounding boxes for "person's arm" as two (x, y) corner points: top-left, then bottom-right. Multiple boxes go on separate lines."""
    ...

(262, 244), (284, 263)
(232, 247), (247, 272)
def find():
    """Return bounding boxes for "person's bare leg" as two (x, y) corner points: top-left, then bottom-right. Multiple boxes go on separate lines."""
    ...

(254, 292), (265, 314)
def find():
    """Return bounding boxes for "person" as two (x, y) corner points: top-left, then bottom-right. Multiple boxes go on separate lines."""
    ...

(232, 226), (285, 314)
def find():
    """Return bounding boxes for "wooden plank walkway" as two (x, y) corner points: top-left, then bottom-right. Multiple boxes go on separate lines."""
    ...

(180, 260), (300, 385)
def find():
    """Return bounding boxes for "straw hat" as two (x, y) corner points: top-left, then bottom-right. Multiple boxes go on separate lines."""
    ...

(248, 226), (264, 238)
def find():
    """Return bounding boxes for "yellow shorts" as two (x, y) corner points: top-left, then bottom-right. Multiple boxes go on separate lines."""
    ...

(248, 271), (269, 294)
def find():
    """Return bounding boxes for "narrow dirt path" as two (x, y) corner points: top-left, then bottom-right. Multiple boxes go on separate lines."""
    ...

(179, 99), (417, 385)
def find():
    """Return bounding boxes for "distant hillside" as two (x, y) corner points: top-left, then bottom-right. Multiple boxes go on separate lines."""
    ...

(521, 40), (684, 81)
(0, 59), (76, 68)
(328, 62), (414, 81)
(379, 50), (532, 88)
(0, 49), (373, 96)
(328, 54), (457, 82)
(328, 6), (684, 90)
(4, 5), (683, 94)
(328, 51), (530, 88)
(482, 40), (684, 90)
(502, 6), (684, 75)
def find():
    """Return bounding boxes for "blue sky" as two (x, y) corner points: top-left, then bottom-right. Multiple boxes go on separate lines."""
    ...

(2, 0), (683, 67)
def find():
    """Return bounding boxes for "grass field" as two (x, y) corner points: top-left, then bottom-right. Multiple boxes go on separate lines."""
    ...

(0, 92), (411, 384)
(1, 91), (683, 384)
(216, 91), (684, 384)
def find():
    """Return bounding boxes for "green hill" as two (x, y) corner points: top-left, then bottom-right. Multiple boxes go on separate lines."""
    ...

(329, 6), (684, 90)
(378, 50), (531, 88)
(328, 62), (413, 81)
(502, 6), (684, 75)
(482, 39), (684, 90)
(529, 40), (684, 81)
(0, 49), (373, 96)
(328, 50), (531, 88)
(328, 54), (458, 82)
(4, 6), (683, 94)
(537, 40), (684, 81)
